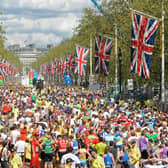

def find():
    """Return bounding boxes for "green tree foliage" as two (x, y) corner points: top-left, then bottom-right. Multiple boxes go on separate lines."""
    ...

(33, 0), (168, 85)
(0, 13), (22, 71)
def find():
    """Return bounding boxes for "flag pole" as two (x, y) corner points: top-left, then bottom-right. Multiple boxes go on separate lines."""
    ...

(130, 8), (161, 20)
(90, 35), (93, 76)
(161, 0), (165, 104)
(115, 26), (118, 95)
(89, 34), (94, 86)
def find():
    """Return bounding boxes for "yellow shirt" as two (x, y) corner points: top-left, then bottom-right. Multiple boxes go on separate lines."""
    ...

(92, 156), (105, 168)
(13, 108), (19, 122)
(129, 145), (141, 165)
(49, 105), (54, 113)
(9, 154), (22, 168)
(95, 142), (107, 156)
(79, 148), (87, 160)
(37, 100), (42, 107)
(25, 142), (31, 160)
(46, 101), (51, 109)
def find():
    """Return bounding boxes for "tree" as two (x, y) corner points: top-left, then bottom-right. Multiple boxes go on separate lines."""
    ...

(0, 12), (22, 71)
(33, 0), (168, 85)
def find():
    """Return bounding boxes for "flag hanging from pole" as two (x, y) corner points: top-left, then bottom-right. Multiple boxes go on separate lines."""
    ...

(95, 35), (113, 75)
(0, 75), (3, 85)
(66, 53), (74, 75)
(75, 45), (89, 76)
(51, 62), (55, 75)
(1, 58), (8, 76)
(55, 59), (60, 76)
(130, 11), (160, 79)
(60, 58), (66, 76)
(0, 57), (4, 77)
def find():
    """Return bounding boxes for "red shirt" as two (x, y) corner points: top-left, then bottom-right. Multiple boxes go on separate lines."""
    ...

(83, 130), (89, 136)
(88, 134), (99, 145)
(55, 110), (60, 115)
(57, 139), (67, 153)
(30, 138), (40, 168)
(20, 129), (27, 141)
(83, 137), (90, 148)
(2, 104), (8, 113)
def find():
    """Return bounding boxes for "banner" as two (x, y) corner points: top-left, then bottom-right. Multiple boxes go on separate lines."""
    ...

(64, 75), (73, 85)
(29, 72), (33, 84)
(33, 72), (38, 79)
(0, 75), (3, 85)
(29, 72), (33, 79)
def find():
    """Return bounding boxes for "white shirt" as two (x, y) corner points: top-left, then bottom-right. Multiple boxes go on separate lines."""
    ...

(61, 153), (80, 168)
(11, 130), (20, 145)
(19, 117), (25, 123)
(34, 112), (40, 122)
(15, 140), (26, 156)
(1, 147), (8, 161)
(1, 133), (7, 140)
(128, 136), (138, 142)
(144, 165), (168, 168)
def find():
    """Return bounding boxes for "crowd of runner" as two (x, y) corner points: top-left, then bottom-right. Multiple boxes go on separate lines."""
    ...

(0, 85), (168, 168)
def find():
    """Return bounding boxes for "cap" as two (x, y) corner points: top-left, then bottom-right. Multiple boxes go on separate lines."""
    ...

(66, 158), (74, 163)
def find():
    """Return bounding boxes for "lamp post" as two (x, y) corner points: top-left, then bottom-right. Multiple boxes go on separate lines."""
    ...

(161, 0), (165, 105)
(118, 48), (122, 93)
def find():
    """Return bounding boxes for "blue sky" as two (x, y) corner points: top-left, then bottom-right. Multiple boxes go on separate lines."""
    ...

(0, 0), (92, 48)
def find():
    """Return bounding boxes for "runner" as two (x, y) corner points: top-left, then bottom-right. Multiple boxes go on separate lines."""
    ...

(0, 84), (167, 168)
(30, 132), (40, 168)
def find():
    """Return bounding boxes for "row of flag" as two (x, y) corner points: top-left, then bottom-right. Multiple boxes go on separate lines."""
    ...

(0, 57), (18, 78)
(39, 11), (160, 79)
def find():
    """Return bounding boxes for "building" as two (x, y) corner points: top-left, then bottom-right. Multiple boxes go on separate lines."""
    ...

(8, 44), (52, 74)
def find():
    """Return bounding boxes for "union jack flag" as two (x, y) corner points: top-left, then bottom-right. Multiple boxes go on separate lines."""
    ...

(75, 45), (89, 76)
(66, 53), (75, 75)
(95, 35), (113, 75)
(50, 61), (55, 75)
(55, 59), (60, 76)
(0, 58), (8, 76)
(60, 58), (66, 75)
(130, 11), (160, 79)
(71, 59), (76, 75)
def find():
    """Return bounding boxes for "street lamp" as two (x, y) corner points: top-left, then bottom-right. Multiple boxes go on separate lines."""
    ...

(118, 47), (122, 93)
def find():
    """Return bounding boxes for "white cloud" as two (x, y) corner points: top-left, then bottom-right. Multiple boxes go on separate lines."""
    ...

(6, 33), (29, 46)
(0, 0), (92, 47)
(6, 32), (63, 47)
(1, 0), (91, 11)
(3, 13), (79, 35)
(31, 33), (62, 46)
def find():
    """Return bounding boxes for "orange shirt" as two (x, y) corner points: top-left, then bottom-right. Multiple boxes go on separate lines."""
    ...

(20, 129), (27, 141)
(2, 104), (8, 113)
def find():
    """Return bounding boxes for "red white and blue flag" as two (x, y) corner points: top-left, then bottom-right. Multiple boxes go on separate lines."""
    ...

(55, 59), (60, 76)
(60, 58), (66, 75)
(66, 53), (75, 75)
(130, 11), (159, 79)
(95, 35), (113, 75)
(75, 45), (89, 76)
(51, 62), (55, 75)
(0, 58), (8, 76)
